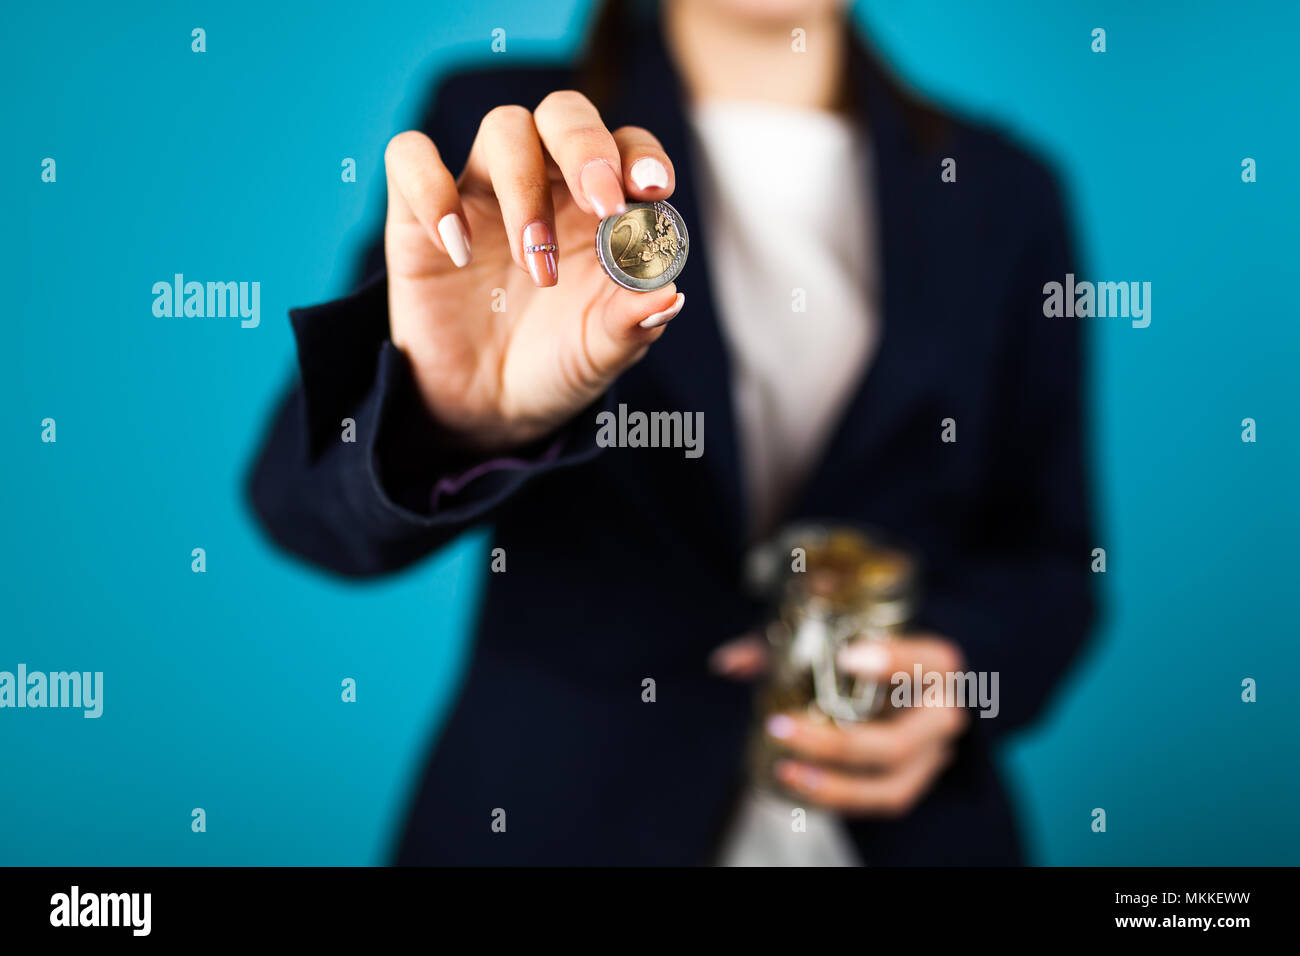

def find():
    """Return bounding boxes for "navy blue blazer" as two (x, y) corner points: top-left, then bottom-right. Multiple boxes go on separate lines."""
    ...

(248, 19), (1095, 865)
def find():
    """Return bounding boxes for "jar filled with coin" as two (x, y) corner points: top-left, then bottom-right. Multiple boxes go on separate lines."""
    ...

(743, 524), (918, 792)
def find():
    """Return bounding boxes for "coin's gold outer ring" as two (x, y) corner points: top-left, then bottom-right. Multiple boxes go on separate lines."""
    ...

(594, 200), (690, 292)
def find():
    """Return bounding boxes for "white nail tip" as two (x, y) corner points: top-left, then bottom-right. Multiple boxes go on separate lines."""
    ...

(630, 157), (669, 191)
(639, 292), (685, 329)
(437, 214), (472, 267)
(837, 642), (891, 675)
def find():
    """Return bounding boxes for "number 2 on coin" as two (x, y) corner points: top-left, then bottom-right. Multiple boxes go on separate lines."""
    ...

(611, 221), (641, 268)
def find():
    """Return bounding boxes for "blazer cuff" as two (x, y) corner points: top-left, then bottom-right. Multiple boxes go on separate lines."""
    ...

(288, 272), (615, 537)
(289, 271), (391, 459)
(356, 341), (615, 532)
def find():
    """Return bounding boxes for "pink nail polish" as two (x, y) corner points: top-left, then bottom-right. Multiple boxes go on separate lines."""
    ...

(580, 161), (626, 218)
(799, 767), (823, 789)
(775, 760), (802, 784)
(766, 715), (796, 740)
(522, 221), (557, 286)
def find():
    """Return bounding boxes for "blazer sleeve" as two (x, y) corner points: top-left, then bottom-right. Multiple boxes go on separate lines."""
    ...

(246, 66), (614, 577)
(916, 160), (1098, 737)
(246, 269), (615, 577)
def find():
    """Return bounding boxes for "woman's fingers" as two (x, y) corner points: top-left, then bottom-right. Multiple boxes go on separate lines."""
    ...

(837, 633), (967, 683)
(775, 742), (955, 817)
(766, 703), (968, 772)
(708, 633), (770, 680)
(582, 284), (685, 379)
(760, 631), (973, 815)
(444, 93), (677, 288)
(384, 130), (471, 269)
(612, 126), (675, 200)
(412, 92), (676, 295)
(462, 105), (558, 286)
(532, 90), (627, 219)
(533, 94), (676, 211)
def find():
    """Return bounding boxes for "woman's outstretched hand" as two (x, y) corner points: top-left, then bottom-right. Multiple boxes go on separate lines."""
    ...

(383, 90), (685, 452)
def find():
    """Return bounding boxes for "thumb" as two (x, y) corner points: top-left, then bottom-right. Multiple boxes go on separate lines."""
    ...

(587, 284), (684, 376)
(837, 634), (966, 680)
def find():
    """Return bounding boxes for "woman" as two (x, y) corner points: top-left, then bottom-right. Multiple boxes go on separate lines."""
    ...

(249, 0), (1094, 865)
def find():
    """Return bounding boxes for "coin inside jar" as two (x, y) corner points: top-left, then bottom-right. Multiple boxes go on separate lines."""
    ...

(595, 200), (689, 292)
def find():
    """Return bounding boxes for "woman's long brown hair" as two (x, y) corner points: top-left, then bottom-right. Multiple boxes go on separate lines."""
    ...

(576, 0), (949, 149)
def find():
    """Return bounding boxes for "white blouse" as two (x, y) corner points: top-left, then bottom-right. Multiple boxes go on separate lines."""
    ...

(687, 99), (881, 866)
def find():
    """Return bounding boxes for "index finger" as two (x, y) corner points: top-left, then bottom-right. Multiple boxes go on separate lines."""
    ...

(612, 125), (675, 200)
(532, 90), (627, 218)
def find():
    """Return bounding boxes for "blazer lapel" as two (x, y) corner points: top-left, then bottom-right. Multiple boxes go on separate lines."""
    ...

(790, 33), (948, 521)
(601, 19), (947, 549)
(604, 19), (749, 553)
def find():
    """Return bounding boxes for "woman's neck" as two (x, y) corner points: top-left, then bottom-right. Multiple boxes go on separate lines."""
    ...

(663, 0), (848, 111)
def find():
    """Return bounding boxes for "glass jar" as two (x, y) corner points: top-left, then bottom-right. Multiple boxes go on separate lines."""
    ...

(745, 524), (919, 789)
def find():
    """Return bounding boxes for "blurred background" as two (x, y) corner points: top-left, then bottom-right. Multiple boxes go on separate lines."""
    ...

(3, 0), (1296, 865)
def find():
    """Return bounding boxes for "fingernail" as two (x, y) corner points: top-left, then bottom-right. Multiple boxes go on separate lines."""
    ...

(766, 715), (796, 740)
(437, 213), (472, 268)
(708, 646), (736, 675)
(797, 766), (823, 789)
(838, 641), (891, 677)
(638, 292), (685, 329)
(776, 760), (821, 790)
(629, 157), (669, 191)
(522, 221), (557, 286)
(580, 160), (626, 218)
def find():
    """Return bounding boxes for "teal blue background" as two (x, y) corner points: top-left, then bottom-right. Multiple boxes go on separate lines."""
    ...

(3, 0), (1296, 865)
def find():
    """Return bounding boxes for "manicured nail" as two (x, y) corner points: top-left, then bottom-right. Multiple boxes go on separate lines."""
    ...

(629, 157), (669, 191)
(797, 767), (823, 789)
(838, 641), (891, 677)
(522, 221), (557, 286)
(708, 645), (737, 675)
(766, 715), (796, 740)
(437, 213), (472, 268)
(709, 634), (764, 677)
(638, 292), (685, 329)
(776, 760), (822, 790)
(580, 160), (626, 218)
